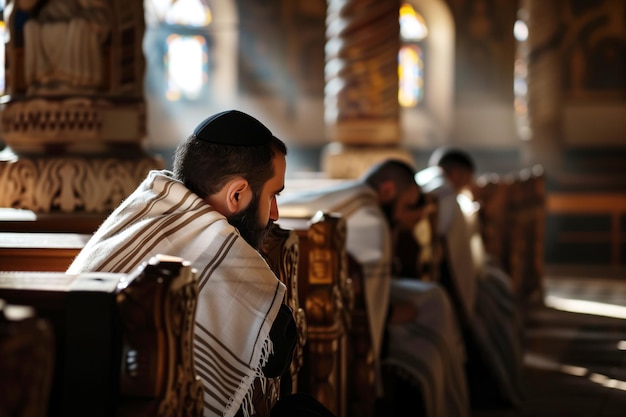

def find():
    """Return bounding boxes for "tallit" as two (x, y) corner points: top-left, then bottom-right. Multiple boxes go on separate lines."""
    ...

(68, 170), (286, 417)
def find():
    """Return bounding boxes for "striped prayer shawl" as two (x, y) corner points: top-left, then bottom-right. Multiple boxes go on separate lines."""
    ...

(68, 170), (286, 417)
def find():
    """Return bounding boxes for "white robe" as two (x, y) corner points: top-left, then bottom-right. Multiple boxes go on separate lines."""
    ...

(68, 170), (286, 417)
(418, 167), (524, 406)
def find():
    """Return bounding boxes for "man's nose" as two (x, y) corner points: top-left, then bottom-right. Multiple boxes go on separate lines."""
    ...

(270, 198), (279, 221)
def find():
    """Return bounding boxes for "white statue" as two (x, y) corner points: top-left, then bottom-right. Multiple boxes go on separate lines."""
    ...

(19, 0), (112, 95)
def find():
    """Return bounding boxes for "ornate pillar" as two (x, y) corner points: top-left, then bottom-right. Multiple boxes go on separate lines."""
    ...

(0, 0), (162, 221)
(518, 0), (564, 171)
(323, 0), (413, 179)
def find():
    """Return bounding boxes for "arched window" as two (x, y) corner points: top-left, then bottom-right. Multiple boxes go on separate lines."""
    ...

(144, 0), (212, 103)
(399, 3), (428, 108)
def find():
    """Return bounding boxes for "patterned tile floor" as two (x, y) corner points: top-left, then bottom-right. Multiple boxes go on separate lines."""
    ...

(472, 265), (626, 417)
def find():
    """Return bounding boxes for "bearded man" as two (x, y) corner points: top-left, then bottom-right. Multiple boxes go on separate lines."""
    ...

(68, 110), (333, 417)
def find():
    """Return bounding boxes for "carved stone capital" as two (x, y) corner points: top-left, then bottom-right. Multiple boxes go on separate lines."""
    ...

(0, 151), (163, 213)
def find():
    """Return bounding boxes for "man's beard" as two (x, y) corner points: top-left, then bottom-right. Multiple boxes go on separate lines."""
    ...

(227, 196), (273, 250)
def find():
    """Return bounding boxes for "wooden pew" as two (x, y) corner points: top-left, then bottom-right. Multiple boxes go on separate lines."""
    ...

(0, 223), (308, 416)
(545, 192), (626, 266)
(0, 208), (357, 415)
(0, 232), (90, 271)
(279, 211), (375, 417)
(472, 165), (546, 301)
(0, 299), (55, 417)
(0, 255), (204, 417)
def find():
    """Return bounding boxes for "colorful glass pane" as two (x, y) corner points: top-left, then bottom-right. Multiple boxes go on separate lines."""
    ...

(398, 44), (424, 107)
(164, 34), (208, 101)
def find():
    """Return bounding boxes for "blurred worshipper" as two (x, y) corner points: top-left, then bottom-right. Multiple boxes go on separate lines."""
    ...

(416, 146), (524, 408)
(279, 159), (470, 417)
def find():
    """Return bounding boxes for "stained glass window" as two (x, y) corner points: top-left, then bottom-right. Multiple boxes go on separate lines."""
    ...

(165, 34), (208, 101)
(145, 0), (212, 102)
(399, 3), (428, 108)
(399, 44), (424, 107)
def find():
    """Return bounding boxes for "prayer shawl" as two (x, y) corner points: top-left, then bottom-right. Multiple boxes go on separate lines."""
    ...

(67, 170), (286, 417)
(279, 181), (391, 393)
(385, 279), (470, 417)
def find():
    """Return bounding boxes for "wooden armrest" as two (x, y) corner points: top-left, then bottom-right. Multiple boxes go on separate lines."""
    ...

(0, 232), (91, 272)
(0, 255), (203, 417)
(277, 212), (354, 417)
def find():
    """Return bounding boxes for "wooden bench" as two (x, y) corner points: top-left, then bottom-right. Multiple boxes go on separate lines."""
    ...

(545, 192), (626, 266)
(0, 213), (357, 416)
(0, 223), (310, 415)
(0, 255), (204, 417)
(0, 232), (90, 272)
(279, 211), (375, 417)
(473, 165), (547, 300)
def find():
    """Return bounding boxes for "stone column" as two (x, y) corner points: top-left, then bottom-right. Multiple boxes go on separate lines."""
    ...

(323, 0), (413, 179)
(518, 0), (564, 171)
(0, 0), (161, 222)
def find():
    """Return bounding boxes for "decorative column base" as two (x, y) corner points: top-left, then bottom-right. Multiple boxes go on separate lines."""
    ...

(0, 148), (162, 214)
(321, 142), (414, 179)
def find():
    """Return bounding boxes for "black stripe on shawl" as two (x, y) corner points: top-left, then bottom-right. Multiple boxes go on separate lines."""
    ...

(249, 274), (282, 363)
(194, 323), (249, 385)
(99, 179), (179, 239)
(197, 233), (238, 292)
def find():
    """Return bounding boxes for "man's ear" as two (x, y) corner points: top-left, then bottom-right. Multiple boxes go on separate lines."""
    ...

(378, 180), (396, 203)
(225, 177), (252, 214)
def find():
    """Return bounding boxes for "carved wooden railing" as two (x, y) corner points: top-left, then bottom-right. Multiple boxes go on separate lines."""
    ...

(0, 255), (204, 417)
(279, 212), (364, 417)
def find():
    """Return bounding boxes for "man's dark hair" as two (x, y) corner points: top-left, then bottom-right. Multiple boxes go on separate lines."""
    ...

(173, 136), (287, 199)
(428, 147), (476, 173)
(363, 159), (417, 191)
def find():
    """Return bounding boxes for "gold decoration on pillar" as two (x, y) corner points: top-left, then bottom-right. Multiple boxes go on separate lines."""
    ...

(323, 0), (413, 179)
(0, 0), (161, 217)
